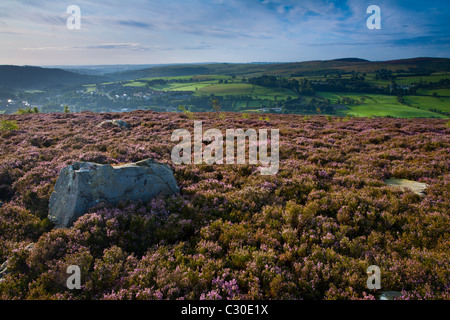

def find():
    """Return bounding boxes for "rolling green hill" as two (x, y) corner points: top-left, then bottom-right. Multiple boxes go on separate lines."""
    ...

(3, 57), (449, 89)
(105, 57), (450, 80)
(0, 65), (104, 89)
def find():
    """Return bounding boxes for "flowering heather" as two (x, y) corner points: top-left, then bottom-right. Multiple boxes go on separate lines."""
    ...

(0, 111), (449, 300)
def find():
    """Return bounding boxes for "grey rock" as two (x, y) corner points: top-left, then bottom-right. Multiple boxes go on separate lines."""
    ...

(0, 262), (8, 283)
(0, 261), (8, 277)
(97, 119), (131, 129)
(48, 159), (179, 228)
(378, 291), (403, 300)
(384, 178), (428, 196)
(0, 243), (34, 283)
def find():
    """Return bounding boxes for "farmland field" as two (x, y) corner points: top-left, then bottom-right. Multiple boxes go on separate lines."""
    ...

(196, 83), (297, 99)
(123, 81), (147, 87)
(106, 69), (450, 119)
(404, 95), (450, 114)
(344, 103), (447, 118)
(416, 89), (450, 97)
(83, 84), (97, 92)
(59, 66), (450, 120)
(396, 74), (450, 84)
(150, 81), (218, 92)
(317, 92), (449, 118)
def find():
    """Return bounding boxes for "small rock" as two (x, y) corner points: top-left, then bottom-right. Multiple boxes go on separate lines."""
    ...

(0, 243), (34, 283)
(97, 119), (131, 129)
(0, 261), (8, 277)
(378, 291), (403, 300)
(384, 178), (428, 196)
(48, 158), (180, 228)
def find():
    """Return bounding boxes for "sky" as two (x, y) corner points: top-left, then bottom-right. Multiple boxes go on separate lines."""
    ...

(0, 0), (449, 66)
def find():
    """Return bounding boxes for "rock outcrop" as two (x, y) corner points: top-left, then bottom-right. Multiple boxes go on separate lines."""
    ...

(48, 159), (179, 228)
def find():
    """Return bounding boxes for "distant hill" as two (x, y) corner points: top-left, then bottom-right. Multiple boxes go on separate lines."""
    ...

(379, 57), (450, 71)
(105, 57), (450, 80)
(332, 58), (370, 62)
(2, 58), (449, 89)
(109, 65), (215, 80)
(0, 65), (103, 89)
(55, 64), (172, 76)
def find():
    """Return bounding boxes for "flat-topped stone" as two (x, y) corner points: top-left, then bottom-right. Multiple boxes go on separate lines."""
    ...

(384, 178), (428, 196)
(48, 159), (179, 228)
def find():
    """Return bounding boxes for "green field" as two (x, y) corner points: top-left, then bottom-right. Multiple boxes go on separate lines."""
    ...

(330, 72), (450, 88)
(191, 75), (231, 81)
(111, 70), (449, 119)
(196, 83), (254, 95)
(138, 75), (232, 82)
(139, 75), (200, 81)
(344, 104), (447, 118)
(397, 73), (450, 84)
(83, 84), (97, 92)
(123, 81), (147, 87)
(252, 86), (297, 99)
(317, 92), (399, 104)
(317, 92), (449, 118)
(196, 83), (297, 99)
(416, 88), (450, 96)
(148, 81), (219, 92)
(404, 95), (450, 114)
(122, 74), (298, 99)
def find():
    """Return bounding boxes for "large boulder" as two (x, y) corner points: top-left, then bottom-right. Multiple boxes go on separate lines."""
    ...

(48, 159), (179, 228)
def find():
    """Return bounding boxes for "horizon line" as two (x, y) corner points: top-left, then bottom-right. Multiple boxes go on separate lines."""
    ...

(2, 56), (450, 68)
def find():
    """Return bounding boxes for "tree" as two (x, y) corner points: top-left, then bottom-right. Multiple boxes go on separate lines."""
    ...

(16, 107), (39, 114)
(63, 105), (70, 113)
(211, 99), (221, 113)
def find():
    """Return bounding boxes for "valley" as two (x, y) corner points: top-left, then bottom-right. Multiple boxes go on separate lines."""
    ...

(1, 57), (449, 119)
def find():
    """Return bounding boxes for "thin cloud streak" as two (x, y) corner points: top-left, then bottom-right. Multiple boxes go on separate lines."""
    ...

(22, 43), (147, 51)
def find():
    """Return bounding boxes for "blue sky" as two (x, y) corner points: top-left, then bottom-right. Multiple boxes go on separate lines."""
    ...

(0, 0), (449, 65)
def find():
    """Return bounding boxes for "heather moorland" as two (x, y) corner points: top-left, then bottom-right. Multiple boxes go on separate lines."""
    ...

(0, 111), (448, 300)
